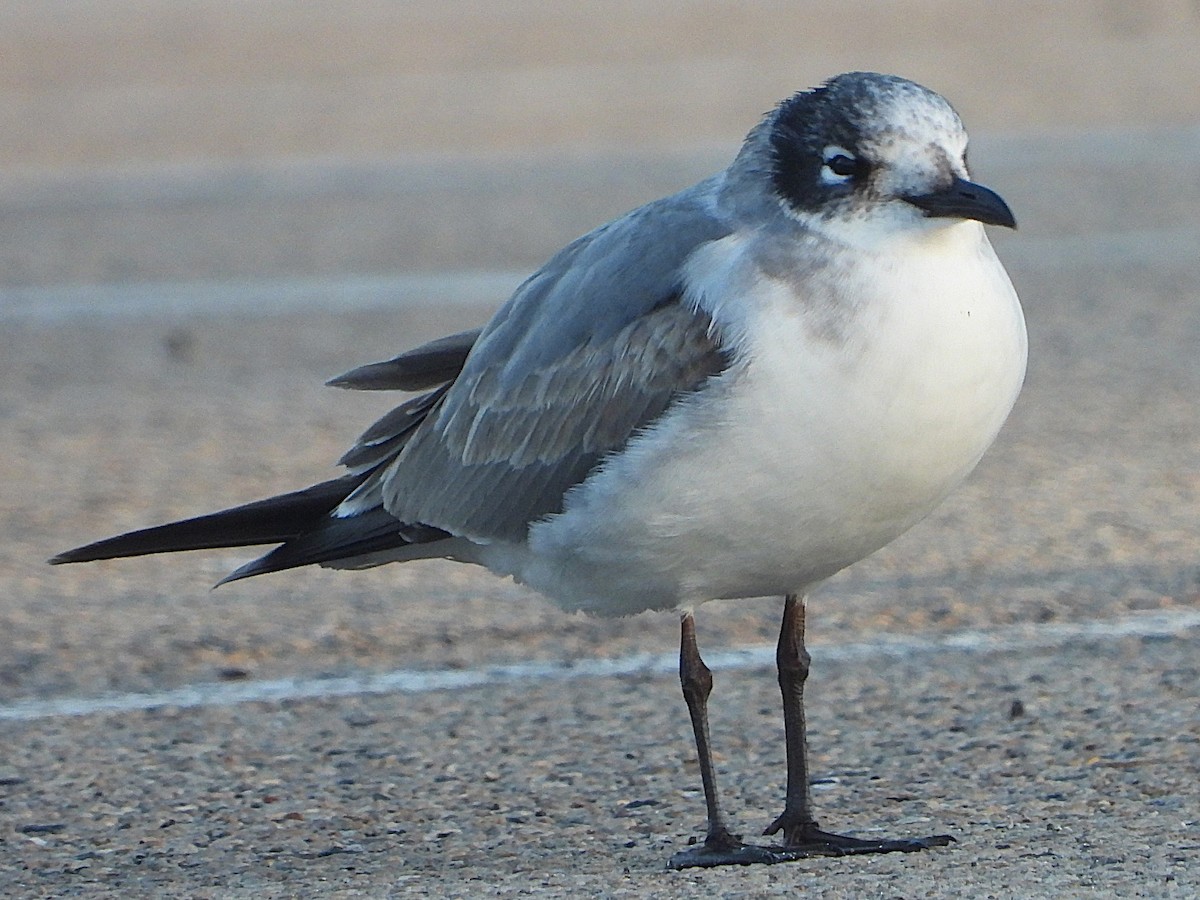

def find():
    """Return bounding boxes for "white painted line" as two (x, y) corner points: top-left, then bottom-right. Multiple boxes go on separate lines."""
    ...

(0, 271), (523, 324)
(2, 609), (1197, 722)
(4, 226), (1198, 326)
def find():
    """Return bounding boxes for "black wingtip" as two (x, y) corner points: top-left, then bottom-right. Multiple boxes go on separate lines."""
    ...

(212, 557), (272, 588)
(47, 476), (363, 569)
(212, 509), (444, 587)
(48, 541), (138, 566)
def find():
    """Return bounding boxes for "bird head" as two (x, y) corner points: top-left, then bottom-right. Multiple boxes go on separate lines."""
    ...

(758, 73), (1015, 241)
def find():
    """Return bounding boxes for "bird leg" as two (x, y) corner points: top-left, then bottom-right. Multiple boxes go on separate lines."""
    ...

(762, 592), (818, 839)
(676, 612), (737, 850)
(668, 613), (793, 868)
(761, 593), (954, 856)
(669, 597), (953, 868)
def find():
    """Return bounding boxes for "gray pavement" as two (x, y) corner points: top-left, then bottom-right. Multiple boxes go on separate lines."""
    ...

(0, 621), (1196, 897)
(2, 2), (1200, 897)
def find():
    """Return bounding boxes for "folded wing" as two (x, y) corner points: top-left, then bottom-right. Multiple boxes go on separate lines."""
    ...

(53, 181), (737, 582)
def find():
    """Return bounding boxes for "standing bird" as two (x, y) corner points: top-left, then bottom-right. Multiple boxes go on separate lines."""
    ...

(53, 72), (1026, 868)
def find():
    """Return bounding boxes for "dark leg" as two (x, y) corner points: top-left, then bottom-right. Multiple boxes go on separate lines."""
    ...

(761, 593), (954, 856)
(667, 600), (952, 868)
(677, 613), (737, 850)
(668, 614), (786, 868)
(763, 592), (817, 839)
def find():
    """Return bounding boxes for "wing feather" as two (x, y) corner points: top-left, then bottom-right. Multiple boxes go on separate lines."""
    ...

(352, 181), (735, 543)
(326, 329), (482, 391)
(379, 299), (730, 541)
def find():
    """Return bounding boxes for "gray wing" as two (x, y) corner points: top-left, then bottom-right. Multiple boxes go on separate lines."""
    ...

(355, 183), (735, 542)
(326, 329), (482, 392)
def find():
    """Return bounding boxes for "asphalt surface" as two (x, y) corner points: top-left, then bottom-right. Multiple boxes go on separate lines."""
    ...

(2, 3), (1199, 898)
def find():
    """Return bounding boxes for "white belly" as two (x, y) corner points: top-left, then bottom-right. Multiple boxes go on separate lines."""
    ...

(496, 223), (1027, 616)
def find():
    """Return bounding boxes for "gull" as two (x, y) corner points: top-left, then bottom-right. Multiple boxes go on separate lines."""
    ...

(53, 72), (1027, 868)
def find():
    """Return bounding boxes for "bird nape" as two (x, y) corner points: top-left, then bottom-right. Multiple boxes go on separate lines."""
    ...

(52, 72), (1025, 868)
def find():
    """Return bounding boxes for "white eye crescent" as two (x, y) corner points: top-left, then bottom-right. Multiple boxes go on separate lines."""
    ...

(821, 145), (860, 185)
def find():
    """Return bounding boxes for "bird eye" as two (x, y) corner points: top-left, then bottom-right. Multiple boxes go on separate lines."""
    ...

(826, 154), (858, 177)
(820, 146), (863, 185)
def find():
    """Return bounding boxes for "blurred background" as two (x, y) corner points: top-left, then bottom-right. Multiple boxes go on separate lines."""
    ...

(2, 0), (1198, 710)
(2, 0), (1199, 288)
(2, 0), (1198, 702)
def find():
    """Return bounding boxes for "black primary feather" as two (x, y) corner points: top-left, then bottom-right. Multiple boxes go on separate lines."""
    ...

(48, 475), (364, 565)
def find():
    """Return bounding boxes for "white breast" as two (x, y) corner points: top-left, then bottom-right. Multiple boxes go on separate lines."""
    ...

(500, 222), (1027, 616)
